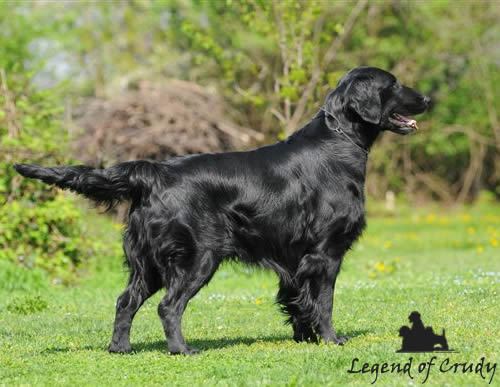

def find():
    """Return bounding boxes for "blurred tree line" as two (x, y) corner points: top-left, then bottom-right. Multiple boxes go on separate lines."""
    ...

(1, 1), (499, 279)
(0, 0), (500, 202)
(3, 0), (499, 202)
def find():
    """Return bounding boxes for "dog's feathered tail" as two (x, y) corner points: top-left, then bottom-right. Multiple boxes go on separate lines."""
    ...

(14, 160), (159, 209)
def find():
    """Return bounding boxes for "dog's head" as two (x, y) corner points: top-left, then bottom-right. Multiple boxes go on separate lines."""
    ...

(325, 67), (430, 135)
(409, 311), (421, 323)
(399, 326), (411, 338)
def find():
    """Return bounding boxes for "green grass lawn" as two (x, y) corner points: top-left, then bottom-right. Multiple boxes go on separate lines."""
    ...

(0, 200), (499, 386)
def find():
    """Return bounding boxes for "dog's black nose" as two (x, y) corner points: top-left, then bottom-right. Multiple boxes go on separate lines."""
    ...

(423, 95), (431, 106)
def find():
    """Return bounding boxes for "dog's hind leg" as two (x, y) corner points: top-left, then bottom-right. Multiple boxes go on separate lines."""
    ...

(109, 267), (161, 353)
(276, 280), (317, 343)
(158, 251), (219, 355)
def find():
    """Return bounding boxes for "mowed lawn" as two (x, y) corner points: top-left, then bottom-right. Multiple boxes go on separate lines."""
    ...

(0, 200), (499, 386)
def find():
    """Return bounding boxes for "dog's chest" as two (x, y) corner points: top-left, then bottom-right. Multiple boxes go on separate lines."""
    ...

(319, 194), (366, 246)
(284, 185), (366, 256)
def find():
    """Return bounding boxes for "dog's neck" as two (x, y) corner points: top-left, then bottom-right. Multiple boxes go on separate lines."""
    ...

(322, 108), (380, 152)
(284, 111), (380, 190)
(291, 109), (381, 156)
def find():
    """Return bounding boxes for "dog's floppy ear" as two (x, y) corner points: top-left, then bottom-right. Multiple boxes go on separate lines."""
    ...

(322, 90), (342, 130)
(343, 78), (381, 124)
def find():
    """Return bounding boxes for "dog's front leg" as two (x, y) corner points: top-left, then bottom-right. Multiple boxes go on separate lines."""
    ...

(276, 280), (318, 342)
(315, 258), (348, 345)
(295, 253), (348, 345)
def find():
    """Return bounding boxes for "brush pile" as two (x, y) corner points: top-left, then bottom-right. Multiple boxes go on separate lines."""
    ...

(72, 80), (263, 166)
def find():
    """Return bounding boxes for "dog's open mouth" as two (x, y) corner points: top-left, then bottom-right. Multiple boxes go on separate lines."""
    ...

(389, 113), (418, 130)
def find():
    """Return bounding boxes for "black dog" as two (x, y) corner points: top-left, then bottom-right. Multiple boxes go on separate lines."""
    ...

(399, 311), (449, 352)
(15, 67), (430, 355)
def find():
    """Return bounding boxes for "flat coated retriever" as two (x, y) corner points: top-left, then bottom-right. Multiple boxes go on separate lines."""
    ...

(15, 67), (430, 355)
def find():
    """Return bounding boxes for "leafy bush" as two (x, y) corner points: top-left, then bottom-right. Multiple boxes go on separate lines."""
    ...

(0, 8), (107, 284)
(0, 72), (107, 283)
(0, 195), (98, 281)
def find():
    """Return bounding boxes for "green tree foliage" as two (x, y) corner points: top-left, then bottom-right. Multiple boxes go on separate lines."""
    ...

(0, 7), (105, 282)
(163, 0), (500, 201)
(166, 0), (365, 136)
(37, 1), (174, 97)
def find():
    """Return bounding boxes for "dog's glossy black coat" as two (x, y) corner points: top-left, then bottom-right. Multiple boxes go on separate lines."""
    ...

(15, 67), (430, 354)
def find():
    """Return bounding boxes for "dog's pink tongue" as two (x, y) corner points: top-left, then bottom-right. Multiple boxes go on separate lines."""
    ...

(408, 119), (418, 129)
(397, 114), (418, 129)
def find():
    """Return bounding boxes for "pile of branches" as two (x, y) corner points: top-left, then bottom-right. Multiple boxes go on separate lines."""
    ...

(72, 80), (263, 166)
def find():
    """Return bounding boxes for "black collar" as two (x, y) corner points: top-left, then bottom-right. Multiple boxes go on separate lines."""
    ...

(320, 107), (369, 155)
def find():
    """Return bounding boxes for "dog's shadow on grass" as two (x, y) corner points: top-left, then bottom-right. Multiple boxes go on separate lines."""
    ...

(133, 335), (289, 353)
(41, 329), (371, 354)
(134, 329), (371, 353)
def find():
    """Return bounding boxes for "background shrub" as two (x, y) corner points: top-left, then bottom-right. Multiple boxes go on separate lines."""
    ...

(0, 9), (107, 283)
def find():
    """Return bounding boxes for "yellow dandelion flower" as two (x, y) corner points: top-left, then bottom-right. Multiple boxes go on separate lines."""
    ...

(369, 272), (376, 279)
(255, 298), (263, 305)
(376, 262), (385, 271)
(383, 241), (392, 249)
(476, 246), (484, 254)
(425, 214), (436, 223)
(467, 227), (475, 234)
(490, 239), (499, 248)
(460, 214), (471, 222)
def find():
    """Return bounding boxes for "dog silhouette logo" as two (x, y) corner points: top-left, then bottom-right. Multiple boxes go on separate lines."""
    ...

(397, 311), (453, 352)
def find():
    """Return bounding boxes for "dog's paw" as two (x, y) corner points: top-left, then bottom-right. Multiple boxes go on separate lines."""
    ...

(321, 334), (350, 346)
(294, 331), (318, 343)
(331, 335), (349, 345)
(108, 342), (132, 354)
(293, 322), (318, 343)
